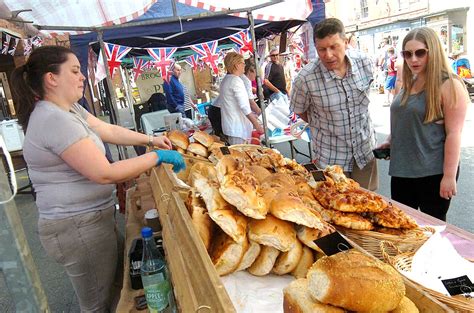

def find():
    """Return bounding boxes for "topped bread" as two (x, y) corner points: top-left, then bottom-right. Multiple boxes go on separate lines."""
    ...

(168, 130), (189, 150)
(193, 130), (215, 147)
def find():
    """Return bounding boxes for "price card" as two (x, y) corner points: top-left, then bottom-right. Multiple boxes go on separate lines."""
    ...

(441, 275), (474, 296)
(313, 231), (353, 256)
(302, 163), (325, 181)
(220, 146), (231, 155)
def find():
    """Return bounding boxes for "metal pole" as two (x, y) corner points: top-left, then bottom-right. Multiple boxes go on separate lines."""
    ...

(248, 11), (269, 147)
(120, 66), (138, 130)
(97, 30), (126, 160)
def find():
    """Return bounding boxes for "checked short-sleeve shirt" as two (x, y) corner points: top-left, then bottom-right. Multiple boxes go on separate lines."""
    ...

(290, 52), (376, 172)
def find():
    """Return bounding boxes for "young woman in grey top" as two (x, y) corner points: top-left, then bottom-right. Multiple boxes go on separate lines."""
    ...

(378, 27), (469, 221)
(10, 46), (185, 312)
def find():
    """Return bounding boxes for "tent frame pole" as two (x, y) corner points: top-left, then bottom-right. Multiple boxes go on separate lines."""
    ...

(248, 11), (269, 147)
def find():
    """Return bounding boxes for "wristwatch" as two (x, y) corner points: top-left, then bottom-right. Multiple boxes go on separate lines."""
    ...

(147, 135), (154, 148)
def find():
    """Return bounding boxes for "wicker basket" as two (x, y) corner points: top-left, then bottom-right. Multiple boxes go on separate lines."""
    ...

(381, 241), (474, 312)
(337, 226), (435, 260)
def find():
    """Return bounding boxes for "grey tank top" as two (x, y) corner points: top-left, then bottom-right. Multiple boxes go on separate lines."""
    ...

(389, 91), (446, 178)
(23, 101), (115, 219)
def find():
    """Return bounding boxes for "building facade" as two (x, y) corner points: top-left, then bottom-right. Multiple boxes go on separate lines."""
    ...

(325, 0), (472, 59)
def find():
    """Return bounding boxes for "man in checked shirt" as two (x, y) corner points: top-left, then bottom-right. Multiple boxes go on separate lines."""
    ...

(290, 18), (378, 190)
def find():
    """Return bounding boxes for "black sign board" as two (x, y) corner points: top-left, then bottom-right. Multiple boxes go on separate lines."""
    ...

(302, 163), (325, 181)
(220, 146), (231, 155)
(441, 275), (474, 296)
(313, 231), (353, 256)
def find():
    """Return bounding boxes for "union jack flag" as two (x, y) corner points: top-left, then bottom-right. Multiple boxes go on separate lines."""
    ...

(2, 34), (11, 54)
(8, 38), (19, 56)
(103, 43), (131, 77)
(292, 39), (305, 56)
(184, 54), (201, 71)
(132, 57), (151, 81)
(229, 30), (253, 54)
(31, 35), (43, 47)
(23, 38), (33, 56)
(147, 47), (177, 81)
(190, 40), (220, 75)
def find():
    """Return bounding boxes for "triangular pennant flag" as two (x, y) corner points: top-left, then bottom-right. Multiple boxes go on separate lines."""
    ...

(146, 47), (177, 81)
(31, 36), (43, 47)
(190, 40), (220, 75)
(103, 43), (131, 77)
(132, 57), (151, 81)
(8, 37), (19, 56)
(2, 34), (11, 54)
(95, 52), (107, 86)
(229, 30), (253, 54)
(23, 38), (33, 56)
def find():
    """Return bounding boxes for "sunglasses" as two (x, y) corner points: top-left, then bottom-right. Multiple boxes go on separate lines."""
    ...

(400, 48), (429, 59)
(270, 54), (279, 57)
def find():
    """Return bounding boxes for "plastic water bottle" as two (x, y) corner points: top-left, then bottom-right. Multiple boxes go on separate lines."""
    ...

(141, 227), (171, 312)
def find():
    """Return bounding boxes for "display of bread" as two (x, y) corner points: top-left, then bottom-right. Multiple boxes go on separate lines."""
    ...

(307, 250), (406, 312)
(235, 240), (261, 272)
(296, 224), (336, 253)
(216, 156), (267, 219)
(167, 130), (189, 150)
(247, 245), (280, 276)
(272, 239), (303, 275)
(248, 214), (297, 252)
(185, 188), (215, 251)
(290, 246), (315, 279)
(186, 142), (208, 158)
(210, 230), (249, 276)
(193, 130), (215, 147)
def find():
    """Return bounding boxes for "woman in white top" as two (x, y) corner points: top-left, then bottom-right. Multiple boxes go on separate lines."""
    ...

(219, 52), (263, 144)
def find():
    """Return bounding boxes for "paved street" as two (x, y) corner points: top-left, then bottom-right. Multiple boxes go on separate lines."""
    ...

(1, 91), (473, 312)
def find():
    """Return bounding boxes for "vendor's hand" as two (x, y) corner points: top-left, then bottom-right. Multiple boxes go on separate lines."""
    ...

(255, 124), (264, 134)
(153, 136), (172, 150)
(440, 175), (457, 200)
(154, 150), (186, 173)
(254, 107), (262, 116)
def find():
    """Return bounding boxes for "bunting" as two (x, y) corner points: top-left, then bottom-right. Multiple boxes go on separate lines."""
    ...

(146, 47), (177, 81)
(23, 38), (33, 56)
(8, 37), (19, 56)
(103, 43), (132, 77)
(229, 30), (253, 54)
(2, 34), (11, 54)
(190, 40), (219, 75)
(132, 57), (151, 81)
(184, 54), (201, 71)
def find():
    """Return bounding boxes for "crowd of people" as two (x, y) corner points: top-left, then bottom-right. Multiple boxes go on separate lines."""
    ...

(7, 16), (470, 312)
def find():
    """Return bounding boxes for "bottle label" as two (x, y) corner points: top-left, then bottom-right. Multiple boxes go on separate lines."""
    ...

(144, 280), (171, 311)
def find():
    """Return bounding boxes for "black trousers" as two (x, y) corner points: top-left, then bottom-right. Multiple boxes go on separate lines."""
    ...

(208, 105), (223, 138)
(391, 168), (459, 221)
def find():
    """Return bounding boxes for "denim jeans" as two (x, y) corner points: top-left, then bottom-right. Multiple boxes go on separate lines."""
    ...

(38, 206), (122, 312)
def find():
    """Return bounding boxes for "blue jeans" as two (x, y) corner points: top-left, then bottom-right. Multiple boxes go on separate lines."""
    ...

(38, 206), (122, 312)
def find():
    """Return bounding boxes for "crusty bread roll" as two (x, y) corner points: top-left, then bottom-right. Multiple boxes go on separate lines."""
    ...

(185, 189), (214, 251)
(270, 193), (325, 230)
(193, 130), (215, 147)
(168, 130), (189, 150)
(248, 214), (296, 252)
(391, 296), (419, 313)
(295, 224), (335, 253)
(291, 246), (315, 279)
(283, 279), (345, 313)
(217, 156), (267, 219)
(307, 250), (405, 312)
(272, 239), (303, 275)
(187, 142), (208, 158)
(210, 230), (248, 276)
(247, 245), (280, 276)
(247, 165), (272, 184)
(193, 173), (247, 243)
(236, 240), (261, 271)
(188, 162), (217, 185)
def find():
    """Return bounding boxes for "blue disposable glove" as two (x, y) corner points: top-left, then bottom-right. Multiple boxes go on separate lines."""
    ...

(154, 150), (186, 173)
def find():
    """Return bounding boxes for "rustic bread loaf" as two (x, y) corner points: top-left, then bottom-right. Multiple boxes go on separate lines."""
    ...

(168, 129), (189, 150)
(187, 142), (208, 158)
(291, 246), (315, 279)
(193, 130), (215, 147)
(185, 188), (214, 251)
(307, 250), (405, 312)
(210, 230), (248, 276)
(283, 278), (345, 313)
(247, 245), (280, 276)
(248, 214), (296, 252)
(270, 193), (325, 230)
(295, 224), (335, 253)
(236, 240), (261, 272)
(273, 238), (303, 275)
(391, 296), (419, 313)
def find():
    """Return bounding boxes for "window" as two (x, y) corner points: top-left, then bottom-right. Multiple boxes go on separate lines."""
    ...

(360, 0), (368, 18)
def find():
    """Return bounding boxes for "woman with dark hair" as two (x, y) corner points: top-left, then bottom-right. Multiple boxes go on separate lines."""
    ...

(377, 27), (469, 221)
(10, 45), (185, 311)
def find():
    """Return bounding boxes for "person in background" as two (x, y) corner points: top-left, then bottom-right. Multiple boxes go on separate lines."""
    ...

(384, 47), (398, 106)
(263, 47), (288, 101)
(347, 33), (358, 50)
(240, 60), (261, 115)
(182, 85), (197, 119)
(10, 46), (185, 312)
(219, 52), (263, 145)
(163, 63), (185, 116)
(147, 92), (167, 112)
(115, 86), (126, 108)
(291, 17), (378, 191)
(377, 27), (469, 221)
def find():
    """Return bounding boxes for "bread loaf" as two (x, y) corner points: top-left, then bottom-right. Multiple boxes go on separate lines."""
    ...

(307, 250), (405, 312)
(187, 142), (208, 157)
(247, 245), (280, 276)
(391, 296), (419, 313)
(185, 189), (214, 251)
(168, 130), (189, 150)
(296, 224), (335, 253)
(291, 246), (315, 279)
(248, 214), (296, 252)
(283, 279), (345, 313)
(247, 165), (272, 183)
(270, 193), (325, 230)
(210, 230), (248, 276)
(193, 130), (215, 147)
(272, 239), (303, 275)
(236, 240), (261, 271)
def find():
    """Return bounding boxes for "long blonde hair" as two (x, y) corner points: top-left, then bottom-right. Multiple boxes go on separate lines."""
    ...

(400, 27), (460, 123)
